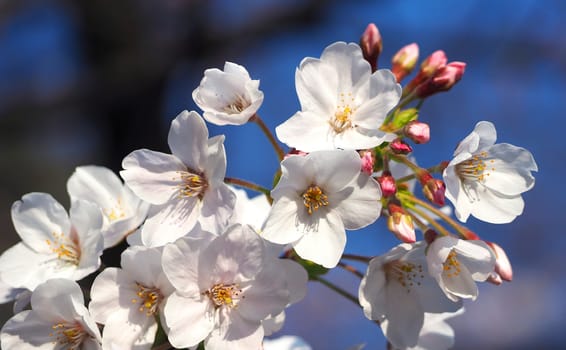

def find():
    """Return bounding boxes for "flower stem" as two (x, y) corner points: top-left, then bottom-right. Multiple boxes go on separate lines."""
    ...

(341, 253), (372, 263)
(250, 114), (286, 161)
(407, 205), (451, 237)
(338, 261), (364, 278)
(224, 177), (272, 203)
(311, 275), (360, 307)
(395, 161), (448, 184)
(398, 192), (469, 239)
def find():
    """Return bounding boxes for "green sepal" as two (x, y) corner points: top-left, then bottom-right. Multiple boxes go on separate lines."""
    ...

(391, 108), (419, 129)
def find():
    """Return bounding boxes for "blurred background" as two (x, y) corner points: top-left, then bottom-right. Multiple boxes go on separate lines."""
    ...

(0, 0), (564, 349)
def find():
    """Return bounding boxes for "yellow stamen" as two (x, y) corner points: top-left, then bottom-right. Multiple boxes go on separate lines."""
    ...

(204, 283), (242, 308)
(443, 250), (462, 278)
(131, 283), (162, 316)
(45, 231), (80, 265)
(302, 185), (329, 215)
(385, 260), (425, 293)
(50, 322), (86, 349)
(177, 171), (208, 199)
(329, 92), (356, 133)
(456, 151), (494, 183)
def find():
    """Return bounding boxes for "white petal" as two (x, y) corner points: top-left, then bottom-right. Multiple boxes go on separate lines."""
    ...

(359, 257), (387, 322)
(204, 135), (228, 184)
(473, 121), (497, 150)
(482, 143), (537, 195)
(102, 308), (157, 350)
(278, 259), (308, 305)
(382, 281), (423, 348)
(295, 58), (337, 117)
(1, 311), (57, 349)
(353, 69), (401, 129)
(67, 165), (123, 209)
(292, 212), (345, 268)
(332, 173), (381, 230)
(121, 149), (186, 204)
(140, 198), (200, 247)
(31, 279), (85, 321)
(163, 293), (214, 349)
(453, 240), (496, 281)
(319, 42), (370, 93)
(0, 243), (59, 290)
(88, 268), (126, 323)
(441, 263), (478, 300)
(199, 183), (237, 234)
(469, 185), (524, 224)
(168, 110), (209, 170)
(262, 196), (304, 245)
(275, 111), (336, 152)
(205, 311), (264, 350)
(161, 237), (201, 294)
(11, 192), (70, 254)
(308, 150), (361, 193)
(121, 246), (168, 289)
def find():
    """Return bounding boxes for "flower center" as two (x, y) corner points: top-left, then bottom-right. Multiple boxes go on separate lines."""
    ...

(49, 321), (87, 350)
(302, 185), (329, 215)
(329, 92), (356, 133)
(105, 197), (126, 222)
(46, 230), (81, 265)
(385, 260), (425, 293)
(443, 250), (462, 278)
(455, 151), (496, 183)
(224, 95), (250, 114)
(204, 283), (242, 308)
(131, 283), (162, 316)
(177, 171), (208, 199)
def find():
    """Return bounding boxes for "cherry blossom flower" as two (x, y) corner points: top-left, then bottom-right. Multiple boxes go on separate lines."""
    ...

(121, 110), (236, 246)
(426, 236), (496, 302)
(443, 121), (538, 223)
(401, 309), (465, 350)
(262, 150), (382, 268)
(89, 245), (175, 349)
(67, 165), (150, 248)
(359, 242), (461, 349)
(0, 279), (102, 350)
(276, 41), (401, 152)
(161, 224), (307, 350)
(193, 62), (264, 126)
(0, 193), (103, 291)
(228, 187), (271, 232)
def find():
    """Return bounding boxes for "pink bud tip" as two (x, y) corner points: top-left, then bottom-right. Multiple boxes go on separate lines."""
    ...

(422, 178), (446, 206)
(360, 23), (383, 72)
(377, 171), (397, 197)
(391, 43), (419, 82)
(486, 241), (513, 282)
(284, 148), (308, 159)
(360, 150), (374, 176)
(404, 121), (430, 144)
(389, 138), (413, 154)
(387, 204), (416, 243)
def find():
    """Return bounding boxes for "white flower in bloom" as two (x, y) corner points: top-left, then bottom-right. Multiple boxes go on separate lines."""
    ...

(161, 224), (307, 350)
(426, 236), (495, 302)
(193, 62), (264, 126)
(0, 277), (31, 314)
(401, 309), (464, 350)
(263, 335), (312, 350)
(121, 110), (236, 246)
(67, 165), (150, 248)
(0, 193), (103, 290)
(0, 279), (102, 350)
(89, 245), (175, 349)
(276, 41), (401, 152)
(262, 150), (382, 268)
(359, 242), (461, 349)
(443, 121), (538, 223)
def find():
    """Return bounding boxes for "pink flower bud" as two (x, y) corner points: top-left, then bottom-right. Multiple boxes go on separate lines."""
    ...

(284, 148), (308, 159)
(360, 23), (383, 72)
(404, 121), (430, 144)
(391, 43), (419, 82)
(486, 241), (513, 282)
(405, 50), (447, 93)
(424, 229), (438, 244)
(387, 204), (416, 243)
(487, 272), (503, 286)
(377, 171), (396, 197)
(416, 61), (466, 98)
(418, 171), (445, 206)
(389, 138), (413, 154)
(360, 150), (374, 175)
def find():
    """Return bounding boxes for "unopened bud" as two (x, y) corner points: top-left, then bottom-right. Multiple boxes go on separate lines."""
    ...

(284, 148), (308, 159)
(391, 43), (419, 82)
(486, 241), (513, 282)
(487, 272), (503, 286)
(405, 50), (447, 93)
(387, 204), (416, 243)
(377, 171), (396, 197)
(418, 171), (445, 206)
(389, 138), (413, 154)
(404, 121), (430, 144)
(360, 150), (375, 175)
(416, 61), (466, 98)
(360, 23), (383, 72)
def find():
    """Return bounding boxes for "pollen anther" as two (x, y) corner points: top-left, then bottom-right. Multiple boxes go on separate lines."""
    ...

(302, 185), (329, 215)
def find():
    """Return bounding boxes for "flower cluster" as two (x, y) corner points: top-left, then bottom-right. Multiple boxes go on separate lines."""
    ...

(0, 22), (537, 350)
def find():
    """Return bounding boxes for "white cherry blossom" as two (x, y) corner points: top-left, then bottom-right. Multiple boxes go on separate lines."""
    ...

(89, 245), (175, 349)
(67, 165), (150, 248)
(0, 193), (103, 291)
(161, 224), (307, 350)
(401, 308), (465, 350)
(0, 279), (102, 350)
(193, 62), (264, 126)
(276, 41), (401, 152)
(121, 110), (236, 246)
(359, 242), (461, 349)
(443, 121), (538, 223)
(426, 236), (496, 302)
(262, 150), (382, 268)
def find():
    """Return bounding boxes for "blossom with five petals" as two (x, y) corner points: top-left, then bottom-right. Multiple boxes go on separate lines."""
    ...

(443, 121), (537, 223)
(276, 41), (402, 152)
(121, 110), (236, 246)
(193, 62), (264, 126)
(262, 150), (382, 268)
